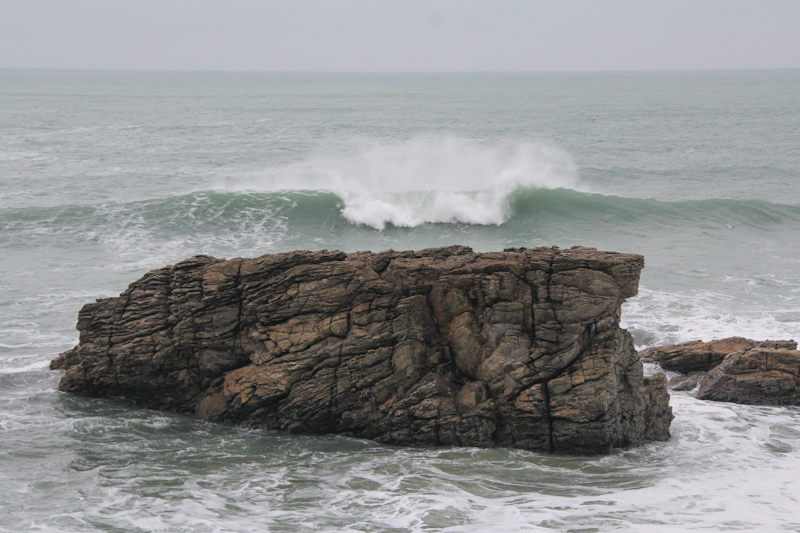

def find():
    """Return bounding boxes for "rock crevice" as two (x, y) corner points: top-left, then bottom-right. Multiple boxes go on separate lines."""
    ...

(52, 246), (672, 454)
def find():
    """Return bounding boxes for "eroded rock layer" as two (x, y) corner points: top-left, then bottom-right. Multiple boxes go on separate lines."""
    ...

(52, 246), (672, 454)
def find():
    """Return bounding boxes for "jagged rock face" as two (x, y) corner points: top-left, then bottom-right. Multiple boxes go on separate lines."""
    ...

(51, 246), (672, 454)
(697, 346), (800, 406)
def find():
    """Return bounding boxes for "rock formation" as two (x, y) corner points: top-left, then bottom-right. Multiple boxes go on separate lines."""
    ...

(639, 337), (760, 374)
(697, 344), (800, 405)
(51, 246), (672, 454)
(641, 338), (799, 405)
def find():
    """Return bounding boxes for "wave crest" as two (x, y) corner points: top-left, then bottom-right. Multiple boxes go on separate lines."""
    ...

(227, 137), (580, 229)
(340, 190), (512, 229)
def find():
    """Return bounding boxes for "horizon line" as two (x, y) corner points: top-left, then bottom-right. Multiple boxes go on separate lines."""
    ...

(2, 66), (800, 76)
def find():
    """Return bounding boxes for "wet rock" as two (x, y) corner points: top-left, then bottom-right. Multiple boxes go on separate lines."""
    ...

(697, 346), (800, 405)
(51, 246), (672, 454)
(640, 337), (763, 374)
(642, 374), (673, 440)
(667, 373), (704, 392)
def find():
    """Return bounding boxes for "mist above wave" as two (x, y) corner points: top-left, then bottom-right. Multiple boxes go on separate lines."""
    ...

(226, 137), (580, 229)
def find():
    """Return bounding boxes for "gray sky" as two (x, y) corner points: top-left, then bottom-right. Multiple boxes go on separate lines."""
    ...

(2, 0), (799, 72)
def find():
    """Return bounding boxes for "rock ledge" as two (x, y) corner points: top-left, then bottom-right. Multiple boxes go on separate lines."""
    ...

(642, 337), (799, 405)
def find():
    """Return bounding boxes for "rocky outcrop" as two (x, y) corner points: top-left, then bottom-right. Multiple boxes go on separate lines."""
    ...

(697, 345), (800, 405)
(641, 337), (799, 405)
(51, 246), (672, 454)
(640, 337), (760, 374)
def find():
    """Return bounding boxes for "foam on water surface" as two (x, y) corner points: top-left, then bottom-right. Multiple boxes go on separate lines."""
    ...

(623, 287), (800, 349)
(1, 388), (799, 532)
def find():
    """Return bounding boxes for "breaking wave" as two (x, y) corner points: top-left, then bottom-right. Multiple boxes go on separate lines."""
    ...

(3, 188), (800, 239)
(220, 137), (582, 229)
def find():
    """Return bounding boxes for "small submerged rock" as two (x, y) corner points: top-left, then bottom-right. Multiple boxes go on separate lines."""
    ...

(51, 246), (673, 454)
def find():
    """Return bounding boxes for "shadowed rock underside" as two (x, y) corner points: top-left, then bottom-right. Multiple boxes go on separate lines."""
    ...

(52, 246), (672, 454)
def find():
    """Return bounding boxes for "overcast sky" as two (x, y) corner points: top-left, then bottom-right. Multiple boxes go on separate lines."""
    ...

(2, 0), (799, 72)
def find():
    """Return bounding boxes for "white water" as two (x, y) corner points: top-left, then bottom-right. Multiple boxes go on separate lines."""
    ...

(2, 383), (799, 532)
(225, 138), (581, 229)
(622, 287), (800, 349)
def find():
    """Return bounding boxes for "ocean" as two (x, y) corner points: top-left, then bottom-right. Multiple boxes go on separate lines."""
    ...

(1, 69), (799, 532)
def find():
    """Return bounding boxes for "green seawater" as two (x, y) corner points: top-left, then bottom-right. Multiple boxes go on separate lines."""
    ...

(1, 70), (799, 531)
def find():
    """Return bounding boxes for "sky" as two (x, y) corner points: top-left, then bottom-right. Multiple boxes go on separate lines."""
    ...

(1, 0), (799, 72)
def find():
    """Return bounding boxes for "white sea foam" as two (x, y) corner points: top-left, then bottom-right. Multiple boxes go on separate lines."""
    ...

(3, 395), (797, 532)
(228, 137), (581, 230)
(92, 193), (289, 269)
(0, 359), (50, 374)
(0, 325), (75, 352)
(340, 189), (511, 228)
(622, 286), (800, 349)
(0, 290), (101, 355)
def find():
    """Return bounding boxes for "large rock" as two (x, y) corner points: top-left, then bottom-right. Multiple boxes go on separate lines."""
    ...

(697, 345), (800, 405)
(51, 246), (672, 454)
(641, 338), (798, 399)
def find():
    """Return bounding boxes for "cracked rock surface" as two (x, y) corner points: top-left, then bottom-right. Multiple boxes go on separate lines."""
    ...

(51, 245), (672, 454)
(696, 344), (800, 405)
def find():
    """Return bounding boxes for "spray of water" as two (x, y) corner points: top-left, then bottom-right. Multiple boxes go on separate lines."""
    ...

(228, 137), (581, 229)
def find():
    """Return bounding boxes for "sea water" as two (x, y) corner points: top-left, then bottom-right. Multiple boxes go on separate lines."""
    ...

(1, 69), (799, 532)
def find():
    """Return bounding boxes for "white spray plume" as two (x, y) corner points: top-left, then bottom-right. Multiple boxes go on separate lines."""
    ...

(230, 137), (580, 230)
